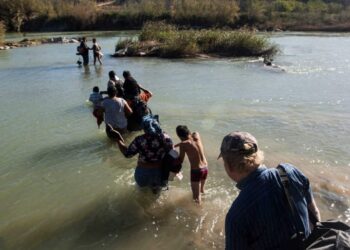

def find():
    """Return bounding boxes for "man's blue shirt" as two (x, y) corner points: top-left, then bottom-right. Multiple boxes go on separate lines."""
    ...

(225, 164), (313, 250)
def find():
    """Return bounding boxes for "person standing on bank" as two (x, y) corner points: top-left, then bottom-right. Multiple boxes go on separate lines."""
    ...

(218, 131), (321, 250)
(79, 37), (90, 66)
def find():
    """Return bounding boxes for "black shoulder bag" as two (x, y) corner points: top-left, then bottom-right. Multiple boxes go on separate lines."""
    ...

(277, 165), (350, 250)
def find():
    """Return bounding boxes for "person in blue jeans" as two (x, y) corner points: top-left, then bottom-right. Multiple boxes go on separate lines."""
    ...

(218, 131), (321, 250)
(113, 115), (173, 193)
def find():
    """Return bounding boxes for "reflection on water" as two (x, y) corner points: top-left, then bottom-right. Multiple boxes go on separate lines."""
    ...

(0, 31), (349, 249)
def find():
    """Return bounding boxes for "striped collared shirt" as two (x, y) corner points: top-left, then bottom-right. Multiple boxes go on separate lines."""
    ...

(225, 164), (313, 250)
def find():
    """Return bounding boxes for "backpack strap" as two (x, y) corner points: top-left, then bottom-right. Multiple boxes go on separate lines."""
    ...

(277, 166), (296, 215)
(277, 165), (306, 248)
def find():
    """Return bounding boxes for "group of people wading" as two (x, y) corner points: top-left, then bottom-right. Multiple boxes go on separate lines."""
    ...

(87, 70), (350, 250)
(89, 70), (208, 201)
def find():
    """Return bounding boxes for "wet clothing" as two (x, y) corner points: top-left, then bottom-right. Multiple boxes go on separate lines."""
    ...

(134, 166), (162, 187)
(124, 132), (173, 188)
(89, 92), (104, 127)
(102, 97), (128, 129)
(190, 167), (208, 182)
(79, 41), (89, 65)
(225, 164), (313, 250)
(123, 77), (141, 100)
(92, 107), (104, 127)
(89, 92), (103, 106)
(124, 133), (173, 163)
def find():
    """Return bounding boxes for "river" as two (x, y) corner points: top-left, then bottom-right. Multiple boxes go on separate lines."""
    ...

(0, 31), (349, 250)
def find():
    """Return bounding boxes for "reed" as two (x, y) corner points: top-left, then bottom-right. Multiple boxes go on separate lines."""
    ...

(0, 21), (5, 43)
(116, 22), (278, 58)
(2, 0), (350, 32)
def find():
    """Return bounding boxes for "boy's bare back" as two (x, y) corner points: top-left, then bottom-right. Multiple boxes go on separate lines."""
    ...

(178, 132), (207, 169)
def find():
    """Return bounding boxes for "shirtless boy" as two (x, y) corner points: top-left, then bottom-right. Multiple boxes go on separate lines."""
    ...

(175, 125), (208, 203)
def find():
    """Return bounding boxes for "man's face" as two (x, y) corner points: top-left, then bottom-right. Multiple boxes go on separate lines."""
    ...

(222, 158), (233, 180)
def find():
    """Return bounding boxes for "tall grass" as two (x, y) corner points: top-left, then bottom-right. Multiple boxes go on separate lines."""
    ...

(116, 22), (278, 58)
(2, 0), (350, 31)
(0, 21), (5, 43)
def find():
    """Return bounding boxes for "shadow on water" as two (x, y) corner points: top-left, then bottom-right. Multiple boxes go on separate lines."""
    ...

(7, 188), (203, 250)
(93, 65), (103, 78)
(63, 104), (91, 117)
(28, 136), (113, 168)
(28, 131), (139, 169)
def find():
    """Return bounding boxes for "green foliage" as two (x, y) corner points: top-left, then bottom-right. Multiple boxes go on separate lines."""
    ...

(115, 38), (134, 51)
(139, 21), (177, 42)
(171, 0), (239, 26)
(116, 22), (278, 58)
(1, 0), (350, 32)
(0, 0), (97, 31)
(273, 0), (298, 12)
(307, 0), (328, 12)
(0, 21), (5, 42)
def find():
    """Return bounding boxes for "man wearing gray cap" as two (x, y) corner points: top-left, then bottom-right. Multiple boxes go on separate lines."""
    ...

(219, 131), (320, 250)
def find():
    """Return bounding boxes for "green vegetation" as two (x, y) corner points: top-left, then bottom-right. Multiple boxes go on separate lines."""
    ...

(1, 0), (350, 32)
(0, 0), (97, 32)
(0, 21), (5, 42)
(115, 22), (278, 58)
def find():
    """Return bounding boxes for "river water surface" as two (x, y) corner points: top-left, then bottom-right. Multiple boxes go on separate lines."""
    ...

(0, 31), (349, 250)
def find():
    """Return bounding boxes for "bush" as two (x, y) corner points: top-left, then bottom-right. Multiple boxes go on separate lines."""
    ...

(115, 38), (134, 51)
(116, 22), (278, 58)
(0, 21), (5, 42)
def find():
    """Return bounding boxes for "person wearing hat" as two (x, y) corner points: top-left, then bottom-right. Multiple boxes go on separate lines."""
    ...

(219, 131), (321, 250)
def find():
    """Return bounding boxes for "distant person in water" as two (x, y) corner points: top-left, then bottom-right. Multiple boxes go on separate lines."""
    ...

(263, 57), (272, 66)
(112, 115), (173, 193)
(91, 38), (103, 65)
(89, 86), (104, 128)
(175, 125), (208, 204)
(263, 57), (286, 71)
(79, 37), (90, 65)
(101, 86), (132, 138)
(122, 70), (152, 104)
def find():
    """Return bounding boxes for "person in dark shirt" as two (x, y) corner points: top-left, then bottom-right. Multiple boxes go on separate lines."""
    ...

(79, 37), (90, 66)
(122, 70), (152, 103)
(218, 131), (321, 250)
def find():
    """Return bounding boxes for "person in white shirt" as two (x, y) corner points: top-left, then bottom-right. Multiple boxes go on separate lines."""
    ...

(101, 86), (132, 139)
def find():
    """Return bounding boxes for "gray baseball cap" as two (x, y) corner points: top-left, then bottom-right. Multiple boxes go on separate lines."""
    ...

(218, 131), (258, 159)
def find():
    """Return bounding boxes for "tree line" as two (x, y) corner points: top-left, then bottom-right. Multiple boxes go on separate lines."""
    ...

(1, 0), (350, 33)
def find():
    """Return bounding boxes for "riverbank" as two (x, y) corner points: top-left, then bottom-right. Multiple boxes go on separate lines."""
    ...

(2, 0), (350, 33)
(0, 36), (79, 50)
(113, 22), (278, 59)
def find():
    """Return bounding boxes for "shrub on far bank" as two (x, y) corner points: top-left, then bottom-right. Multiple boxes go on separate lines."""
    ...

(0, 21), (5, 43)
(116, 22), (278, 58)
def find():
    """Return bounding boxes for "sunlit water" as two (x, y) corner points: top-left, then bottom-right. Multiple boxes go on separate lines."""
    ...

(0, 31), (349, 250)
